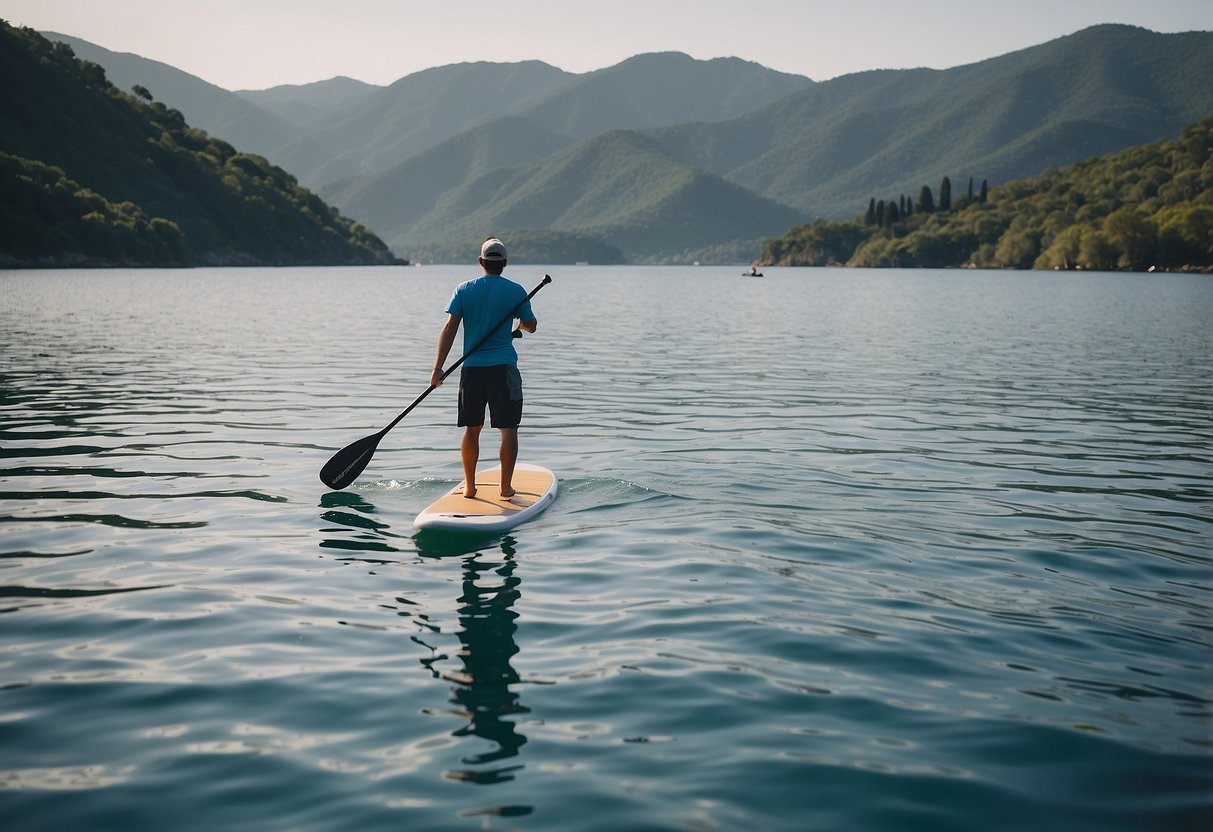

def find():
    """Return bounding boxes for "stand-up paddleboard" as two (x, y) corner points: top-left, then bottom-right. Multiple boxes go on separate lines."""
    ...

(413, 463), (557, 532)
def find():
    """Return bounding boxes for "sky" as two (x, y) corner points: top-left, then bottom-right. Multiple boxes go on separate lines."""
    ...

(2, 0), (1211, 91)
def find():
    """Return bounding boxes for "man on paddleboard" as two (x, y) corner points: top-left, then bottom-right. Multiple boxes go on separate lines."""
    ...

(431, 237), (538, 499)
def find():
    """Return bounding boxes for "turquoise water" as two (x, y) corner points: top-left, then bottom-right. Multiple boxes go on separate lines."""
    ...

(1, 266), (1210, 831)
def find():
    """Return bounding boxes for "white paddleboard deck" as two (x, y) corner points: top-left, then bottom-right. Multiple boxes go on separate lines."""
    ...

(413, 463), (557, 532)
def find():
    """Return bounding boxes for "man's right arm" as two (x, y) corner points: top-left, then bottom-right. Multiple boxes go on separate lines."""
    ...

(431, 314), (461, 387)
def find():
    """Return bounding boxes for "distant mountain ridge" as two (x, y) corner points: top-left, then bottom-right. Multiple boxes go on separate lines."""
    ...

(43, 32), (815, 191)
(260, 52), (813, 188)
(236, 76), (380, 126)
(509, 52), (812, 142)
(35, 24), (1213, 264)
(651, 25), (1213, 217)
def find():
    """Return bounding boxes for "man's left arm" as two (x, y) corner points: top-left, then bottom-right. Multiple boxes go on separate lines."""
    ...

(516, 293), (537, 333)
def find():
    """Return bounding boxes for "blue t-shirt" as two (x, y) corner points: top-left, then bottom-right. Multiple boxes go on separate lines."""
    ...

(446, 275), (535, 368)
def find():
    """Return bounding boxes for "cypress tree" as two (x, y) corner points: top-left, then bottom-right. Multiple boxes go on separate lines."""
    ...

(866, 197), (877, 225)
(886, 201), (901, 225)
(939, 176), (952, 212)
(918, 185), (935, 214)
(979, 179), (989, 203)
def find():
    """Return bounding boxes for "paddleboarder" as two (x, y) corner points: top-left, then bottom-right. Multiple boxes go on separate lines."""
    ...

(431, 237), (538, 499)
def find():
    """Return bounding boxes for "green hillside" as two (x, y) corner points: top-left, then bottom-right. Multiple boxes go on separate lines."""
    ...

(319, 116), (573, 244)
(1, 23), (400, 267)
(280, 60), (573, 186)
(282, 51), (812, 191)
(514, 52), (812, 142)
(386, 130), (807, 264)
(653, 25), (1213, 218)
(2, 151), (186, 266)
(42, 32), (329, 171)
(757, 118), (1213, 271)
(408, 229), (627, 267)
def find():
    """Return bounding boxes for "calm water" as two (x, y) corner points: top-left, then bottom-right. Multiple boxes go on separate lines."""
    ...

(1, 266), (1210, 831)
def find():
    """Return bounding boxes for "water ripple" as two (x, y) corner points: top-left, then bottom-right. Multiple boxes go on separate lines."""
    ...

(1, 267), (1210, 831)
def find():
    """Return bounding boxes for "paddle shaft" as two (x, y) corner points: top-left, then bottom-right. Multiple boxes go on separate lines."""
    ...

(381, 273), (551, 435)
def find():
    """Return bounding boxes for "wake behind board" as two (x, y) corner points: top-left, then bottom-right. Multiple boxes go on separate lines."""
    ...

(413, 463), (557, 532)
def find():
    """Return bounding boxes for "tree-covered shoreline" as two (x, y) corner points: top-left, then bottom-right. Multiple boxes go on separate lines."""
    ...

(758, 118), (1213, 272)
(0, 22), (404, 268)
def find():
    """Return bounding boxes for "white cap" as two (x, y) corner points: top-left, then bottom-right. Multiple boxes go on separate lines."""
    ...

(480, 238), (507, 261)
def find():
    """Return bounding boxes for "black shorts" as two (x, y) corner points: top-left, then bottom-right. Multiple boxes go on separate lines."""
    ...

(458, 365), (523, 428)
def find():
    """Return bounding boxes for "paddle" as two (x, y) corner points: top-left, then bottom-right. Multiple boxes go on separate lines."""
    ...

(319, 274), (552, 490)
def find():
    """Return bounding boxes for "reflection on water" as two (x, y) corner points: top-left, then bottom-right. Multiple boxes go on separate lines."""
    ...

(418, 536), (529, 786)
(319, 495), (533, 792)
(318, 490), (407, 555)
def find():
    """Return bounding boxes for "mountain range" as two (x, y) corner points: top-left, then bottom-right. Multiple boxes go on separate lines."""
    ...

(38, 25), (1213, 264)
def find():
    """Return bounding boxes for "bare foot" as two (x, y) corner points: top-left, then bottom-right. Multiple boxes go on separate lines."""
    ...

(464, 486), (478, 499)
(500, 487), (516, 499)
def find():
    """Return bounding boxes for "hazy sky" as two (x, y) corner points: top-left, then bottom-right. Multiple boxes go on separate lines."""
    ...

(3, 0), (1211, 90)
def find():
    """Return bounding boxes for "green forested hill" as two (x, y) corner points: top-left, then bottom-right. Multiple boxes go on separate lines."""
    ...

(653, 25), (1213, 219)
(319, 116), (573, 245)
(43, 32), (312, 166)
(275, 60), (575, 187)
(0, 23), (400, 267)
(353, 129), (807, 264)
(511, 53), (812, 142)
(758, 118), (1213, 271)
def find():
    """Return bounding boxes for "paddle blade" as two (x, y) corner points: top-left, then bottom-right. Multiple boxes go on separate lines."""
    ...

(320, 431), (384, 490)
